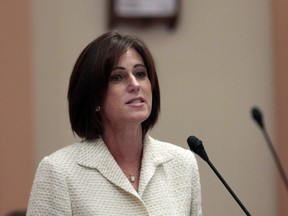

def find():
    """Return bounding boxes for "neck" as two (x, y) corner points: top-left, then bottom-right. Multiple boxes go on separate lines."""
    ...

(102, 123), (144, 165)
(102, 123), (145, 191)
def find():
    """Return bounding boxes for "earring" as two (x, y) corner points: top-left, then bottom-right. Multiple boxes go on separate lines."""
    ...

(95, 106), (101, 112)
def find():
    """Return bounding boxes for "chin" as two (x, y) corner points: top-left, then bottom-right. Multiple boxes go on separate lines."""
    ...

(127, 113), (150, 123)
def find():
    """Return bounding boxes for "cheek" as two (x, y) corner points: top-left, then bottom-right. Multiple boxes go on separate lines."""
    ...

(146, 86), (153, 108)
(146, 83), (152, 99)
(101, 94), (120, 121)
(105, 90), (121, 107)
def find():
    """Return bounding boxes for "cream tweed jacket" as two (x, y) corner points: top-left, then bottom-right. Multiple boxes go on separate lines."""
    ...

(27, 135), (202, 215)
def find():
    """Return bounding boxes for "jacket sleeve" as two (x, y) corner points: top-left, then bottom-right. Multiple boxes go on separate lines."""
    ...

(26, 157), (72, 216)
(189, 153), (202, 216)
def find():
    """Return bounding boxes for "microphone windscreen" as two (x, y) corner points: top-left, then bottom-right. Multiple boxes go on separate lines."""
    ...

(187, 136), (201, 149)
(251, 107), (264, 129)
(187, 136), (209, 161)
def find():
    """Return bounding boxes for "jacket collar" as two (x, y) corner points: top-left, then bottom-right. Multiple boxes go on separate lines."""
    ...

(76, 135), (173, 196)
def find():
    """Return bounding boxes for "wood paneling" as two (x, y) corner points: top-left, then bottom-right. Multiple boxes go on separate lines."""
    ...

(0, 1), (34, 215)
(274, 0), (288, 215)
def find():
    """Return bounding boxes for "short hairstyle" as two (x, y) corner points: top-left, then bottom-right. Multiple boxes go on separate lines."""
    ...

(68, 31), (160, 140)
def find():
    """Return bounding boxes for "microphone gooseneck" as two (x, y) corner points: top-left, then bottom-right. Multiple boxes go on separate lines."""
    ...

(187, 136), (252, 216)
(251, 107), (288, 191)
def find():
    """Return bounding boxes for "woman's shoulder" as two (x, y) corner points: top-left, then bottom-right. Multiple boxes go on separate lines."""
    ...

(147, 135), (188, 150)
(37, 140), (94, 171)
(146, 136), (199, 174)
(44, 142), (82, 160)
(146, 135), (196, 162)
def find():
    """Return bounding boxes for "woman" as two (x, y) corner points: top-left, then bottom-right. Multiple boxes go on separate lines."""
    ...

(27, 31), (202, 215)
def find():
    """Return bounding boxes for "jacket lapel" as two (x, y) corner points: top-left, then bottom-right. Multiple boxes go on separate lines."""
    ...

(138, 136), (173, 196)
(76, 136), (173, 198)
(76, 139), (139, 197)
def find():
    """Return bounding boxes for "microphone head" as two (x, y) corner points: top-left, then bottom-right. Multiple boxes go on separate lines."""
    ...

(251, 107), (264, 129)
(187, 136), (209, 162)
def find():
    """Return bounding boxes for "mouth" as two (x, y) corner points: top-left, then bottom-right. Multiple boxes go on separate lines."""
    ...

(126, 97), (144, 104)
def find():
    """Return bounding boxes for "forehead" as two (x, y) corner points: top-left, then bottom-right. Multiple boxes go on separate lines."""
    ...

(116, 48), (144, 65)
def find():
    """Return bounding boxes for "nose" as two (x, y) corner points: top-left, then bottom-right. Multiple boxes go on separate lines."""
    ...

(127, 74), (140, 92)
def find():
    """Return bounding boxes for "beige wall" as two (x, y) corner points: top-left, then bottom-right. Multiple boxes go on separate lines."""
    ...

(2, 0), (287, 215)
(0, 0), (34, 215)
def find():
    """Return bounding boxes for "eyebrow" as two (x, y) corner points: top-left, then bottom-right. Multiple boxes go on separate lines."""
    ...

(112, 64), (146, 71)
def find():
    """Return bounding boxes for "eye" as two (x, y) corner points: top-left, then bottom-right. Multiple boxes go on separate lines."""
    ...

(110, 74), (123, 83)
(135, 71), (147, 79)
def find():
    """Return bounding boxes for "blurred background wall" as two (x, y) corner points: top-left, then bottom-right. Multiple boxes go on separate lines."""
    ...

(1, 0), (287, 215)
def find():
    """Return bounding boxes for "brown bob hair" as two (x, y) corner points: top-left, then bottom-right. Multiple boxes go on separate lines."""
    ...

(68, 31), (160, 140)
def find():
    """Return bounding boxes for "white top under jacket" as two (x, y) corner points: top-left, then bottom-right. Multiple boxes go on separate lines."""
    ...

(27, 135), (202, 216)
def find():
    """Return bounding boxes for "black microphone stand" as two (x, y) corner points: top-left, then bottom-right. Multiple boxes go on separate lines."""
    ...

(187, 136), (252, 216)
(258, 121), (288, 190)
(252, 107), (288, 191)
(205, 159), (252, 216)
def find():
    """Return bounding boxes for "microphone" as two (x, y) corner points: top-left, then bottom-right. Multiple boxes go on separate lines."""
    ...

(187, 136), (252, 216)
(251, 107), (288, 190)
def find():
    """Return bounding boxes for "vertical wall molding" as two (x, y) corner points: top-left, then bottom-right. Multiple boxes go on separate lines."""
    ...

(0, 1), (34, 215)
(274, 0), (288, 215)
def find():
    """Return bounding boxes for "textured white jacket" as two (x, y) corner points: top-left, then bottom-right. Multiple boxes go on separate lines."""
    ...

(27, 135), (202, 215)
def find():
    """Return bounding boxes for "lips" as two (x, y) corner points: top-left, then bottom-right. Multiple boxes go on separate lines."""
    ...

(126, 97), (144, 104)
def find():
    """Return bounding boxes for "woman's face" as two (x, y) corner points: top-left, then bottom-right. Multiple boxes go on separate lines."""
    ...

(101, 48), (152, 128)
